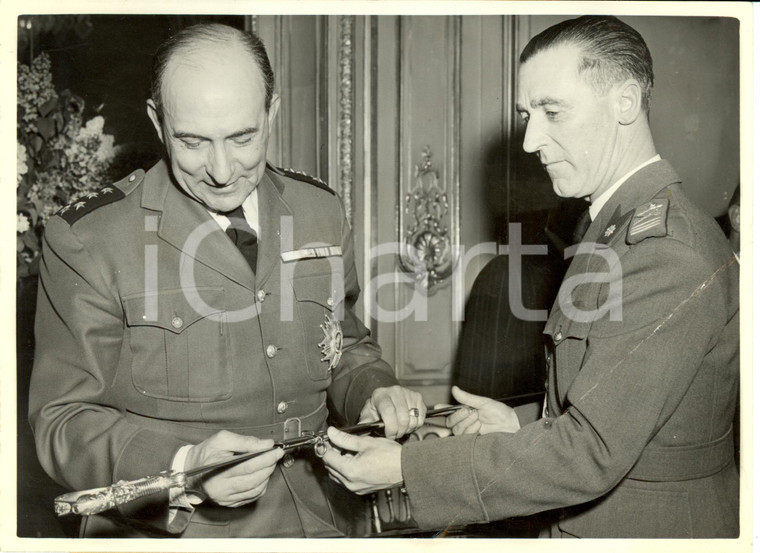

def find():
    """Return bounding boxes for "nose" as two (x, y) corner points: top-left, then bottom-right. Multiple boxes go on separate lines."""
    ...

(522, 118), (545, 155)
(206, 143), (234, 186)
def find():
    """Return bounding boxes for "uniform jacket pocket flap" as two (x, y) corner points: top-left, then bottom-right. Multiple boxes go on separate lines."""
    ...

(291, 273), (344, 310)
(123, 287), (225, 334)
(544, 307), (593, 345)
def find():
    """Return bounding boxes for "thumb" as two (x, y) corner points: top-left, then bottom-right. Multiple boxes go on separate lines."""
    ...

(358, 402), (379, 423)
(327, 427), (369, 453)
(451, 385), (491, 409)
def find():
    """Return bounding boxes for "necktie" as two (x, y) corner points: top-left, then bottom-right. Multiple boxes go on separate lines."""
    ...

(224, 206), (258, 274)
(572, 208), (592, 244)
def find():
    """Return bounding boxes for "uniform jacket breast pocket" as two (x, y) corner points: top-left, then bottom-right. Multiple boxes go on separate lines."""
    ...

(290, 271), (344, 381)
(122, 287), (231, 402)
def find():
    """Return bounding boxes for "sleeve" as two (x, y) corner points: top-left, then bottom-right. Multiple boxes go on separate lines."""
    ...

(325, 197), (398, 424)
(400, 237), (729, 529)
(29, 216), (189, 531)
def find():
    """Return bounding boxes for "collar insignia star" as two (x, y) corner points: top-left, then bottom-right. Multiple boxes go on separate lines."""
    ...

(604, 224), (616, 238)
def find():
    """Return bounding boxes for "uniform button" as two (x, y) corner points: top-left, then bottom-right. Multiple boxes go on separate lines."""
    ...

(257, 289), (266, 302)
(544, 419), (552, 428)
(277, 401), (289, 414)
(128, 174), (136, 182)
(171, 316), (183, 329)
(266, 344), (278, 358)
(326, 297), (335, 307)
(554, 331), (563, 341)
(282, 454), (295, 468)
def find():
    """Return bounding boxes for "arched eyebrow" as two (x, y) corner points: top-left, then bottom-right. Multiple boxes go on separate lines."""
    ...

(227, 127), (258, 139)
(516, 97), (571, 112)
(172, 127), (259, 141)
(534, 97), (570, 109)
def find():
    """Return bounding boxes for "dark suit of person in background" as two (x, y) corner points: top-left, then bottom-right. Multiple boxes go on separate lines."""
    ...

(324, 16), (739, 538)
(29, 23), (425, 538)
(452, 203), (586, 401)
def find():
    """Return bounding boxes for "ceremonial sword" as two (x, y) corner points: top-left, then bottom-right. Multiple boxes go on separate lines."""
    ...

(53, 405), (461, 517)
(53, 392), (543, 517)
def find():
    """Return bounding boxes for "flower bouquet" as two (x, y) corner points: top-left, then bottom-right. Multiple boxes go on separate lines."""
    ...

(17, 52), (119, 278)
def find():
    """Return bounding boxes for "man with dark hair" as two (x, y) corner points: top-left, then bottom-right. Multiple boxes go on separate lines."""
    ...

(29, 22), (424, 538)
(324, 16), (739, 538)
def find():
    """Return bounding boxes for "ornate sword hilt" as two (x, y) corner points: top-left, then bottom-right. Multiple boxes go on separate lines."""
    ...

(54, 470), (186, 517)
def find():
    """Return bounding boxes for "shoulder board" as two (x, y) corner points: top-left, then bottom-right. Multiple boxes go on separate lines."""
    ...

(57, 169), (144, 225)
(626, 189), (670, 245)
(267, 163), (336, 196)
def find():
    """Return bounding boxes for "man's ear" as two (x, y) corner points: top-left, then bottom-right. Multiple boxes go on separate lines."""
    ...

(267, 93), (281, 130)
(616, 79), (643, 126)
(146, 99), (165, 144)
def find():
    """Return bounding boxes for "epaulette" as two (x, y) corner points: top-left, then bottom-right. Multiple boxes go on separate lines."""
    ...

(267, 163), (336, 196)
(626, 189), (670, 245)
(57, 169), (144, 225)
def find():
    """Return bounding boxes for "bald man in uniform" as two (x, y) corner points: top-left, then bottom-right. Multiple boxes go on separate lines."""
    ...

(30, 23), (425, 538)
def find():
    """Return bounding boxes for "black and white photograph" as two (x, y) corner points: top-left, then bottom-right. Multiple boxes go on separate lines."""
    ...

(3, 1), (752, 550)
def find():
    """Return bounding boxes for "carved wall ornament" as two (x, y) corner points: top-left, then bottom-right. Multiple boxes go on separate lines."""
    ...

(399, 147), (454, 293)
(338, 15), (354, 224)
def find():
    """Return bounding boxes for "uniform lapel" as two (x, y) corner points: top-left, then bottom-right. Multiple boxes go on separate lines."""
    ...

(254, 169), (293, 287)
(143, 160), (257, 292)
(545, 160), (682, 407)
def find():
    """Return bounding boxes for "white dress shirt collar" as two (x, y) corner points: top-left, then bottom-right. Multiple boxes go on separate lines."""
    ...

(589, 155), (661, 221)
(207, 187), (260, 236)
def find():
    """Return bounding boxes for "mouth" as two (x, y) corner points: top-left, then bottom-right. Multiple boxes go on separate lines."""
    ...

(204, 178), (243, 191)
(542, 160), (567, 174)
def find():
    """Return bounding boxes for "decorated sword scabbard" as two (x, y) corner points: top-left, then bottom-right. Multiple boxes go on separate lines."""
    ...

(53, 434), (329, 517)
(52, 402), (485, 517)
(54, 470), (186, 517)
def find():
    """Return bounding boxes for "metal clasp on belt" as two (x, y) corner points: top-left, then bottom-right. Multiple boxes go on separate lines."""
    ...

(281, 418), (329, 457)
(283, 417), (302, 440)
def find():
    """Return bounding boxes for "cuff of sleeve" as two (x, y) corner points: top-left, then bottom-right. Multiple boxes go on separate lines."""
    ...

(114, 429), (189, 531)
(169, 445), (204, 523)
(343, 368), (399, 423)
(401, 435), (487, 530)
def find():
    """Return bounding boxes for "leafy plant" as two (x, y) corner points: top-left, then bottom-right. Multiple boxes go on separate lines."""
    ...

(17, 52), (119, 278)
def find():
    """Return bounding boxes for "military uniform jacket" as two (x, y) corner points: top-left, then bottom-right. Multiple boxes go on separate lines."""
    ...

(30, 160), (397, 537)
(401, 160), (739, 538)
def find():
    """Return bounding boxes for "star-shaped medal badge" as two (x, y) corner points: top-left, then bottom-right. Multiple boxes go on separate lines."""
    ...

(318, 313), (343, 372)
